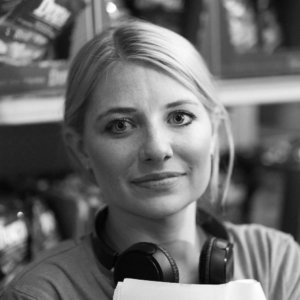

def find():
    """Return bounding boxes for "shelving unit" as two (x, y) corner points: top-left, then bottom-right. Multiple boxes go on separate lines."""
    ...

(1, 74), (300, 125)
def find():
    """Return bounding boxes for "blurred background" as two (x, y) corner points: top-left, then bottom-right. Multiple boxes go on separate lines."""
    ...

(0, 0), (300, 289)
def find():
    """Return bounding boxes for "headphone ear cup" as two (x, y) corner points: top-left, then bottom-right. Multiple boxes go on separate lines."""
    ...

(199, 237), (215, 284)
(113, 242), (179, 285)
(199, 237), (234, 284)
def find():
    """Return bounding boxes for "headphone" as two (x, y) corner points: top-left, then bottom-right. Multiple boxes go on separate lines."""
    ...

(92, 208), (234, 285)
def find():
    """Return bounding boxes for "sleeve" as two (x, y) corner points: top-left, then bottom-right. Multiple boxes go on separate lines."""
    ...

(1, 288), (38, 300)
(226, 223), (300, 300)
(268, 232), (300, 300)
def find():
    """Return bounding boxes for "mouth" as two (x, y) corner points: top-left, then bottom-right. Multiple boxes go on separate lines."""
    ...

(131, 172), (186, 190)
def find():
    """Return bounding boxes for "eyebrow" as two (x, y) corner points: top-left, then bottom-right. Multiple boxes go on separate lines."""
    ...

(96, 100), (199, 121)
(96, 107), (137, 121)
(166, 99), (199, 108)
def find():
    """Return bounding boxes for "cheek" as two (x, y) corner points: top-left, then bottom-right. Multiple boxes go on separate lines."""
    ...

(86, 139), (135, 184)
(179, 126), (212, 183)
(183, 126), (212, 163)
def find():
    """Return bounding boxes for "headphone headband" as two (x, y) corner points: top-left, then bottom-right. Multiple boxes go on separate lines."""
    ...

(92, 207), (230, 270)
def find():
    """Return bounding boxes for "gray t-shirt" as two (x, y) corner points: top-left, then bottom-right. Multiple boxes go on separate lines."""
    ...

(2, 223), (300, 300)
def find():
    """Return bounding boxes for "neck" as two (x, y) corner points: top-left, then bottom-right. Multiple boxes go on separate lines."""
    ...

(105, 204), (198, 248)
(103, 203), (207, 283)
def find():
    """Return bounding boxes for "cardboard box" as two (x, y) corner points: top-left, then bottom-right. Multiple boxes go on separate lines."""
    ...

(198, 0), (300, 78)
(0, 60), (68, 96)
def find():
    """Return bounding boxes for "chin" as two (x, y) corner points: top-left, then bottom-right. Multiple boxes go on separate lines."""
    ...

(130, 194), (195, 220)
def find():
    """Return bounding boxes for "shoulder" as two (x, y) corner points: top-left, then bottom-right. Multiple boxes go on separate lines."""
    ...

(2, 238), (85, 299)
(224, 221), (300, 268)
(224, 222), (300, 300)
(15, 236), (91, 277)
(225, 222), (299, 251)
(2, 235), (113, 299)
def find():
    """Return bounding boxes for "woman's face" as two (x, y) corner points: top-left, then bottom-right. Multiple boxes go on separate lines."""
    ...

(79, 62), (213, 219)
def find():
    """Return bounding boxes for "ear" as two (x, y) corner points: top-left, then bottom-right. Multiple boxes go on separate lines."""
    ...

(63, 127), (90, 170)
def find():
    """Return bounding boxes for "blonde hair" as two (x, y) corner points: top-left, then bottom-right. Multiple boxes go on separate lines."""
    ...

(64, 19), (234, 209)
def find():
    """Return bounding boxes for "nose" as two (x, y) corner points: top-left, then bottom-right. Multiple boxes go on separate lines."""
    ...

(139, 125), (173, 163)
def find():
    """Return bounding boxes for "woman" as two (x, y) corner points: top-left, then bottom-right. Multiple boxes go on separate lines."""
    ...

(2, 20), (300, 300)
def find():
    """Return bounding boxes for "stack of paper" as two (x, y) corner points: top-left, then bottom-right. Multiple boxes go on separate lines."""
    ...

(113, 279), (267, 300)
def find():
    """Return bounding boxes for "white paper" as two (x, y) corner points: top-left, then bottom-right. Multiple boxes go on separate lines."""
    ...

(113, 279), (267, 300)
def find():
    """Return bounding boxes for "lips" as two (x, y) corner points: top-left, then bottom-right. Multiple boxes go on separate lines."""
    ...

(132, 172), (185, 183)
(131, 172), (186, 190)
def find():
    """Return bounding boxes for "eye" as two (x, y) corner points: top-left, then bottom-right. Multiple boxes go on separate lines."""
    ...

(105, 118), (135, 134)
(168, 111), (196, 126)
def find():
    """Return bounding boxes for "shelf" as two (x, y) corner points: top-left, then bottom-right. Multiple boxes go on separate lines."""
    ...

(1, 75), (300, 125)
(215, 75), (300, 106)
(0, 93), (64, 125)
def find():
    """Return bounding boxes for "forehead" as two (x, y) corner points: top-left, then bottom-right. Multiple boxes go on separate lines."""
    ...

(89, 62), (201, 110)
